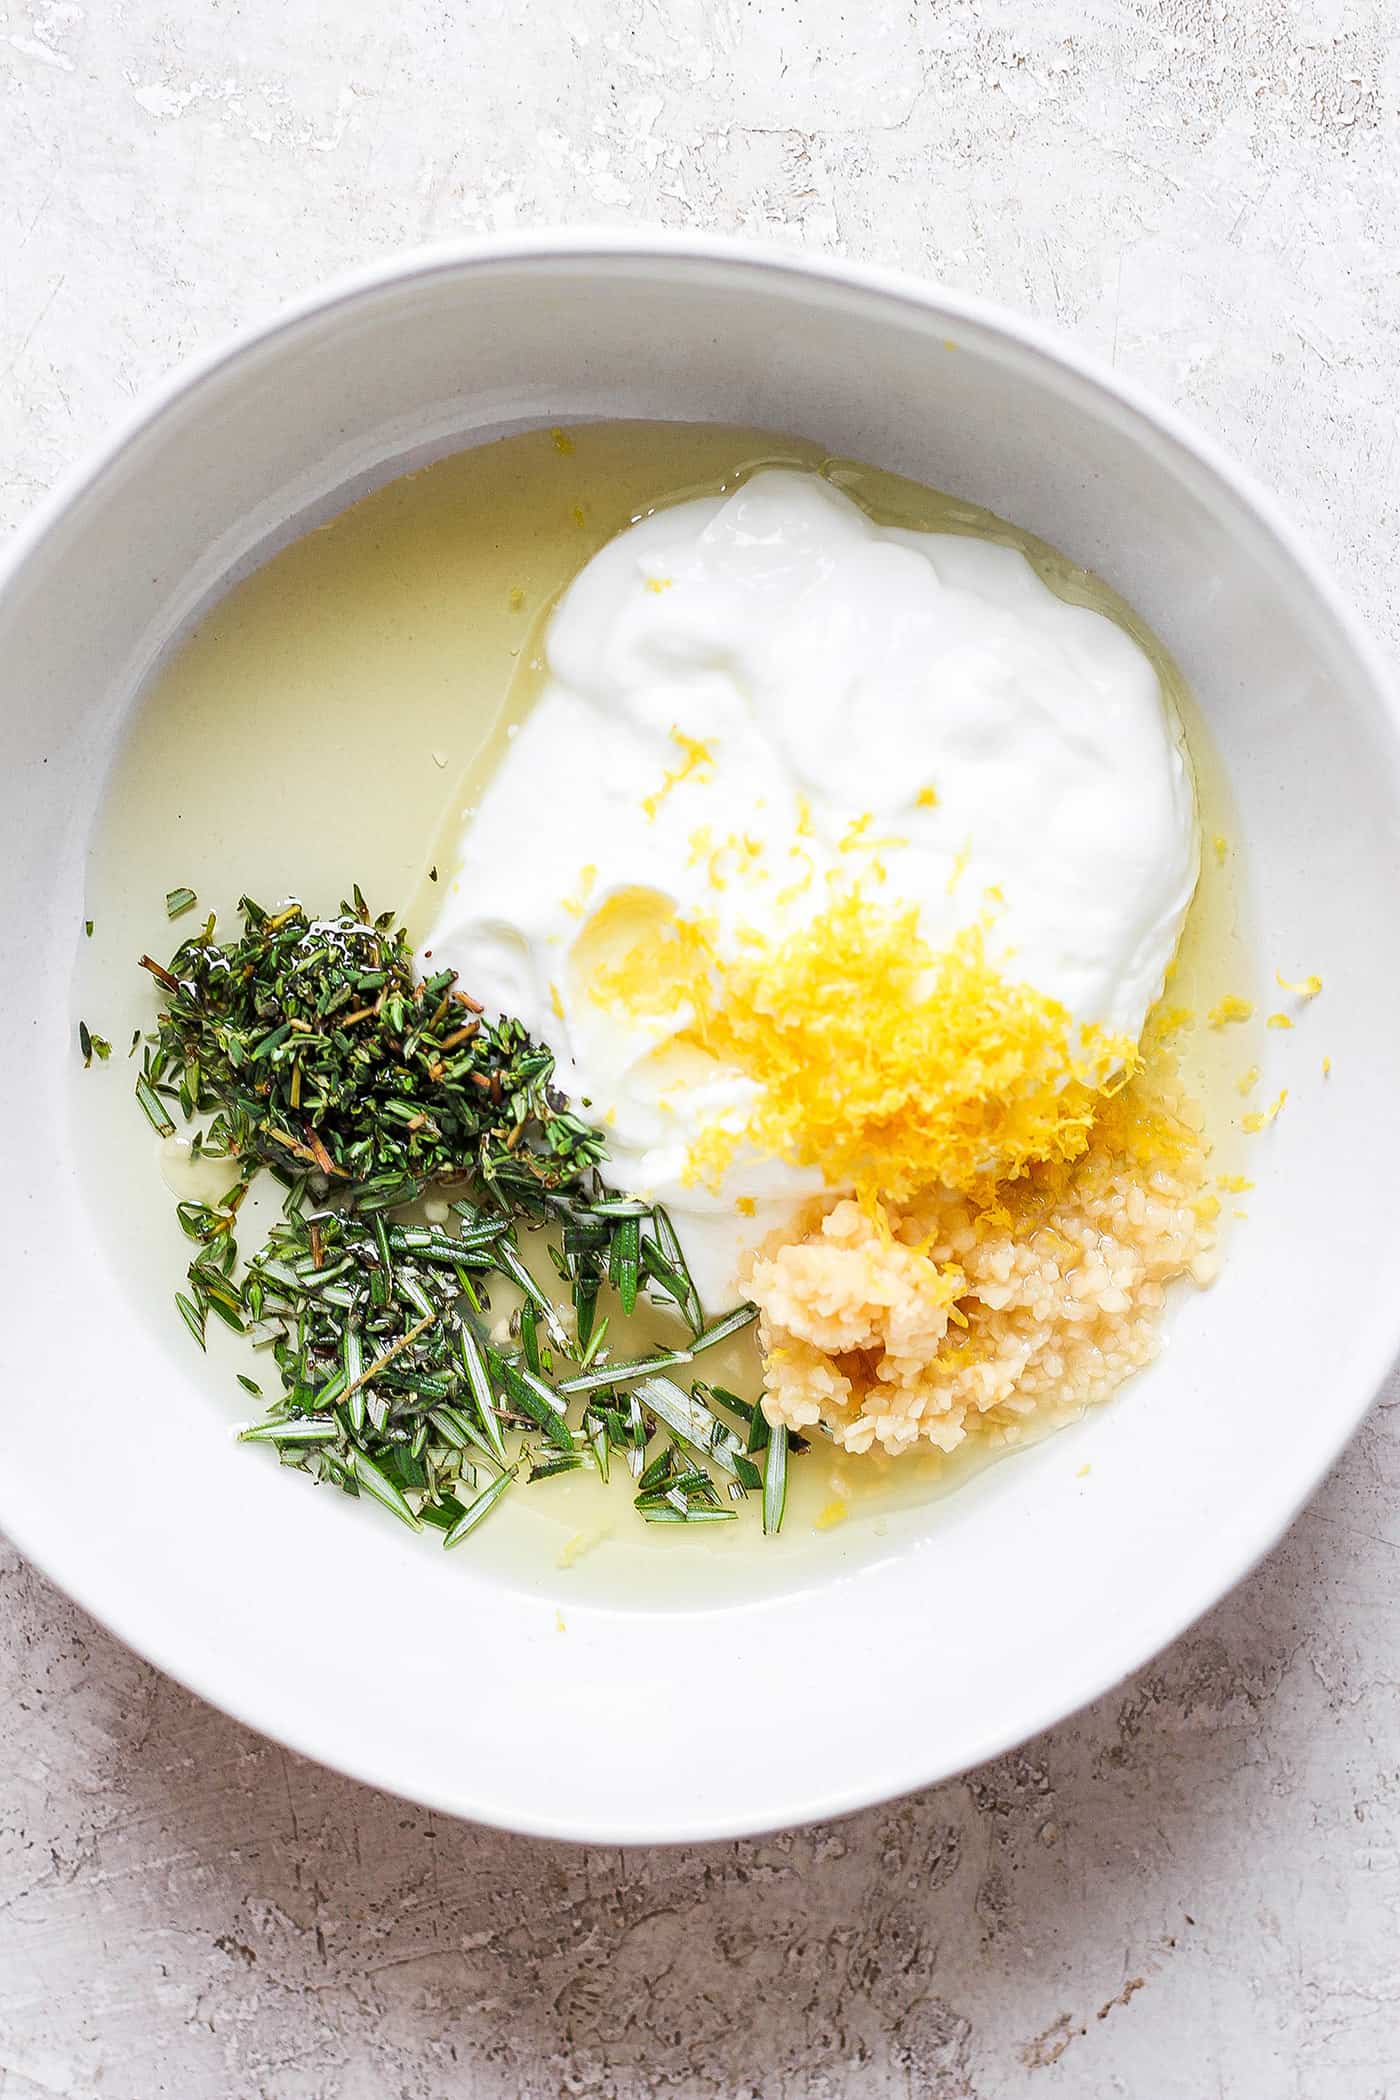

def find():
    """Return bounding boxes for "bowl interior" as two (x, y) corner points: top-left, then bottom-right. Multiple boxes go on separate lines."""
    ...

(3, 243), (1398, 1841)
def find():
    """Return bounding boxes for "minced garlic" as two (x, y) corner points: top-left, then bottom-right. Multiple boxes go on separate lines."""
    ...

(751, 1047), (1214, 1459)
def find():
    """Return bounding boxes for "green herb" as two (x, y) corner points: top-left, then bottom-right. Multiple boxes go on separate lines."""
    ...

(79, 1023), (112, 1067)
(134, 886), (804, 1546)
(632, 1375), (762, 1489)
(763, 1422), (789, 1536)
(165, 886), (198, 919)
(442, 1464), (516, 1546)
(85, 919), (94, 938)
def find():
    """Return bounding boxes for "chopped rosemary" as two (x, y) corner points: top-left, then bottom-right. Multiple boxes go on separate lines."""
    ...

(165, 885), (198, 919)
(79, 1022), (112, 1067)
(134, 886), (804, 1545)
(763, 1422), (789, 1536)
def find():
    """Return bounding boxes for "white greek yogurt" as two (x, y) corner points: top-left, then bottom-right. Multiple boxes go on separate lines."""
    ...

(425, 468), (1198, 1303)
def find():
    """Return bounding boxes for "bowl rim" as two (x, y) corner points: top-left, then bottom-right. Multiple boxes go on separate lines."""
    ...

(3, 227), (1397, 1841)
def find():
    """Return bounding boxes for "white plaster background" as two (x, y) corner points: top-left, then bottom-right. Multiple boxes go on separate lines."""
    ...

(3, 3), (1400, 2095)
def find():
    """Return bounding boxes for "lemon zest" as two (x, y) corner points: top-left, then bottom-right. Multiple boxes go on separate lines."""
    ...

(1276, 969), (1322, 999)
(560, 863), (598, 918)
(1208, 996), (1254, 1028)
(594, 888), (1137, 1207)
(641, 727), (715, 820)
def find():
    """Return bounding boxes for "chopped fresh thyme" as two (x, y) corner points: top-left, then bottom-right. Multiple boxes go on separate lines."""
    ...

(134, 888), (803, 1544)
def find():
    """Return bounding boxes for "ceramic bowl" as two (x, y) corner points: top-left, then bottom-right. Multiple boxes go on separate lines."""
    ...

(2, 233), (1397, 1842)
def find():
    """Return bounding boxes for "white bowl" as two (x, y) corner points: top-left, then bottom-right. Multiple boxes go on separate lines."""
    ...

(3, 233), (1397, 1844)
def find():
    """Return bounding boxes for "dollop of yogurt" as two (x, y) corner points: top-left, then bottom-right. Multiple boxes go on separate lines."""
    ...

(426, 469), (1197, 1302)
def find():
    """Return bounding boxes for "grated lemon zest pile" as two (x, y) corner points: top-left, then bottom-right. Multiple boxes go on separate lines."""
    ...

(591, 887), (1140, 1208)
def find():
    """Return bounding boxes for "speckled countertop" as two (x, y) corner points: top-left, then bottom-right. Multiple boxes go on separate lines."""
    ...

(4, 4), (1400, 2095)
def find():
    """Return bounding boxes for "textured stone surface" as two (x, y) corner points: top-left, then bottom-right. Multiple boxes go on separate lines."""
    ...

(4, 2), (1400, 2093)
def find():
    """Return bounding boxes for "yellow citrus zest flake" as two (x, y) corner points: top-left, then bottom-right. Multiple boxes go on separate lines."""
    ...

(1243, 1088), (1287, 1134)
(1322, 1055), (1332, 1077)
(1151, 1004), (1195, 1038)
(795, 793), (814, 839)
(814, 1497), (849, 1531)
(507, 585), (526, 612)
(1276, 969), (1323, 999)
(1236, 1064), (1260, 1096)
(560, 863), (598, 917)
(1267, 1012), (1293, 1030)
(644, 575), (674, 594)
(736, 1195), (757, 1217)
(1076, 1463), (1092, 1479)
(550, 427), (575, 454)
(555, 1608), (567, 1632)
(1213, 834), (1229, 865)
(570, 504), (586, 528)
(774, 849), (815, 910)
(840, 810), (908, 855)
(687, 824), (714, 868)
(549, 981), (565, 1023)
(946, 838), (972, 897)
(1217, 1173), (1253, 1193)
(1193, 1193), (1222, 1223)
(1208, 996), (1254, 1028)
(916, 784), (939, 808)
(641, 727), (715, 820)
(588, 890), (1137, 1207)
